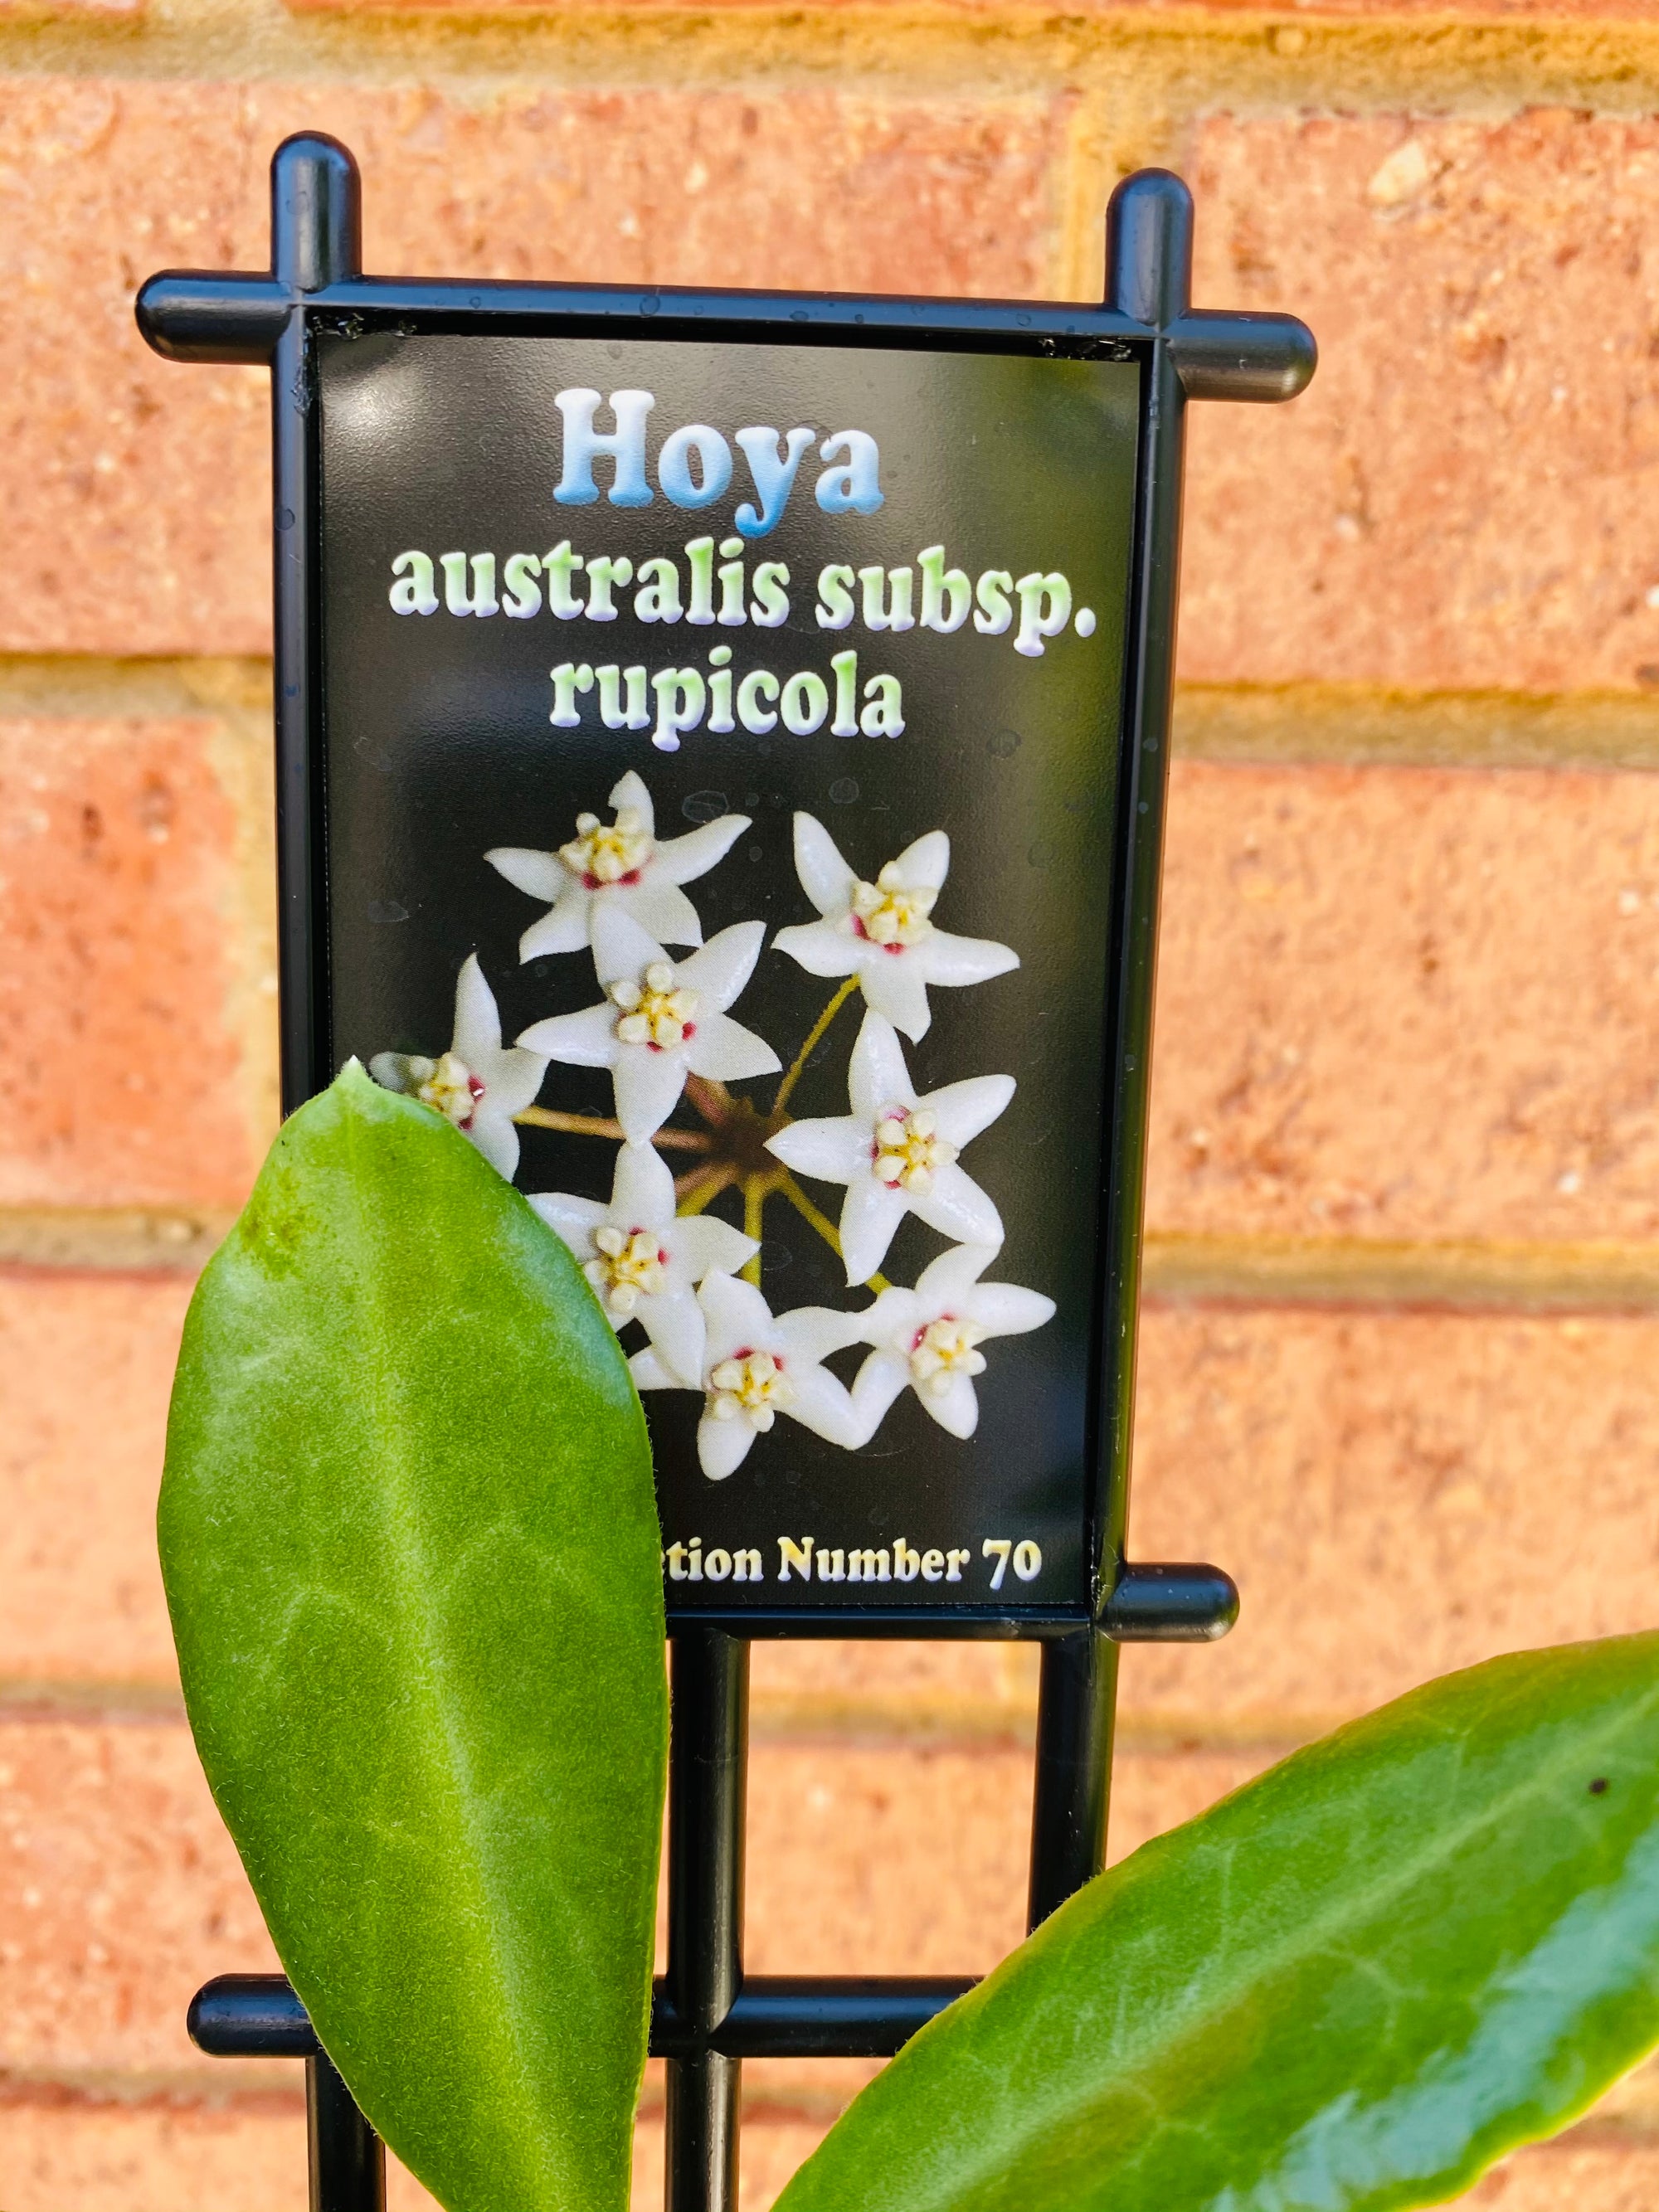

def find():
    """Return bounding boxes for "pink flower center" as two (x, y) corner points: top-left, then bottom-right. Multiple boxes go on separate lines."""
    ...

(907, 1314), (990, 1390)
(873, 1106), (951, 1191)
(646, 1020), (695, 1054)
(416, 1054), (485, 1133)
(850, 915), (907, 955)
(850, 868), (937, 950)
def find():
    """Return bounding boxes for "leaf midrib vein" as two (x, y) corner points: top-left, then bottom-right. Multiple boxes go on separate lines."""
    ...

(345, 1121), (553, 2186)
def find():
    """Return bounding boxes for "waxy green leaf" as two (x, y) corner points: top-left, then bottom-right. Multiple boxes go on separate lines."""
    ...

(159, 1063), (665, 2212)
(776, 1633), (1659, 2212)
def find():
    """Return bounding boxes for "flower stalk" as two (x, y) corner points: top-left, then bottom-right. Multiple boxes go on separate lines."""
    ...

(514, 1106), (712, 1151)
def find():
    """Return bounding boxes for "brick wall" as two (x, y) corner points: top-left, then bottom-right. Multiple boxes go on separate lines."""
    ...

(5, 1), (1659, 2205)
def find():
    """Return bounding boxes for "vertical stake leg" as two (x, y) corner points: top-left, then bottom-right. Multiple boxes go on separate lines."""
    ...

(267, 134), (387, 2211)
(269, 131), (361, 1116)
(1028, 1629), (1118, 1932)
(1024, 172), (1194, 1948)
(307, 2050), (385, 2212)
(665, 1630), (749, 2212)
(665, 2050), (742, 2212)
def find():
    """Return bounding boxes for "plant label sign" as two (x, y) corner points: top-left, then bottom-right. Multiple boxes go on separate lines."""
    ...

(141, 145), (1313, 1646)
(319, 334), (1139, 1620)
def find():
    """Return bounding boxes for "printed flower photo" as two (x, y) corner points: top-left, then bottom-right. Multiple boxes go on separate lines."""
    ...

(367, 769), (1055, 1481)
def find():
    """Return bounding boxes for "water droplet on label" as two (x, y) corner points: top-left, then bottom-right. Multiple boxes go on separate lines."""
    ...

(829, 776), (859, 805)
(988, 728), (1021, 759)
(682, 790), (729, 824)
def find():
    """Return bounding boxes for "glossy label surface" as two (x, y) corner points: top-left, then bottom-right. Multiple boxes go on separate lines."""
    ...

(319, 332), (1141, 1616)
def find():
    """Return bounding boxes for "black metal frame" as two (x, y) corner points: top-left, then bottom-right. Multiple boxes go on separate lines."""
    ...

(138, 134), (1312, 2212)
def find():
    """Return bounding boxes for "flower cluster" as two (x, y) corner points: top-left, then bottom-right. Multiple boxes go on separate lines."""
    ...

(371, 768), (1054, 1480)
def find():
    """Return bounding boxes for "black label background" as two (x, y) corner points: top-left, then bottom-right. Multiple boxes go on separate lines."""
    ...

(318, 333), (1141, 1612)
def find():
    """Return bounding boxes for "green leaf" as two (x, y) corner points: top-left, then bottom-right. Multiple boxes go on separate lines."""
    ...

(159, 1062), (666, 2212)
(776, 1633), (1659, 2212)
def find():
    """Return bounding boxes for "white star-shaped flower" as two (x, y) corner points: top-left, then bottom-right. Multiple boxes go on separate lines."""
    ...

(630, 1271), (865, 1480)
(517, 909), (780, 1145)
(763, 1011), (1014, 1286)
(771, 814), (1018, 1042)
(486, 771), (750, 961)
(850, 1244), (1055, 1443)
(368, 954), (547, 1180)
(529, 1142), (757, 1387)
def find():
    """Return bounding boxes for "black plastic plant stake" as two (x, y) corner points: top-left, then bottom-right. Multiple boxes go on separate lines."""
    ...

(141, 134), (1311, 2212)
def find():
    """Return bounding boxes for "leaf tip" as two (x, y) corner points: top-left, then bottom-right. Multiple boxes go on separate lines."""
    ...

(313, 1055), (436, 1140)
(332, 1054), (385, 1109)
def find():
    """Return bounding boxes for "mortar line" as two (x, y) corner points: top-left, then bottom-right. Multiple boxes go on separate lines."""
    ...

(14, 1213), (1659, 1315)
(6, 663), (1659, 773)
(1141, 1232), (1659, 1317)
(0, 1675), (1315, 1751)
(0, 6), (1652, 111)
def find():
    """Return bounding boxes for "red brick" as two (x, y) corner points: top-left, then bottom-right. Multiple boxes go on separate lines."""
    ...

(1124, 1302), (1659, 1732)
(0, 716), (266, 1210)
(1459, 2138), (1659, 2208)
(750, 1638), (1039, 1738)
(0, 1719), (277, 2073)
(1149, 757), (1659, 1245)
(1183, 111), (1659, 692)
(0, 2093), (460, 2210)
(0, 1708), (1263, 2072)
(747, 1740), (1033, 1976)
(0, 2098), (310, 2212)
(0, 1270), (187, 1688)
(749, 1739), (1269, 1976)
(0, 78), (1063, 659)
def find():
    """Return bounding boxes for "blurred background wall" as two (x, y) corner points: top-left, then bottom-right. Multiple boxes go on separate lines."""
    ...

(4, 0), (1659, 2204)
